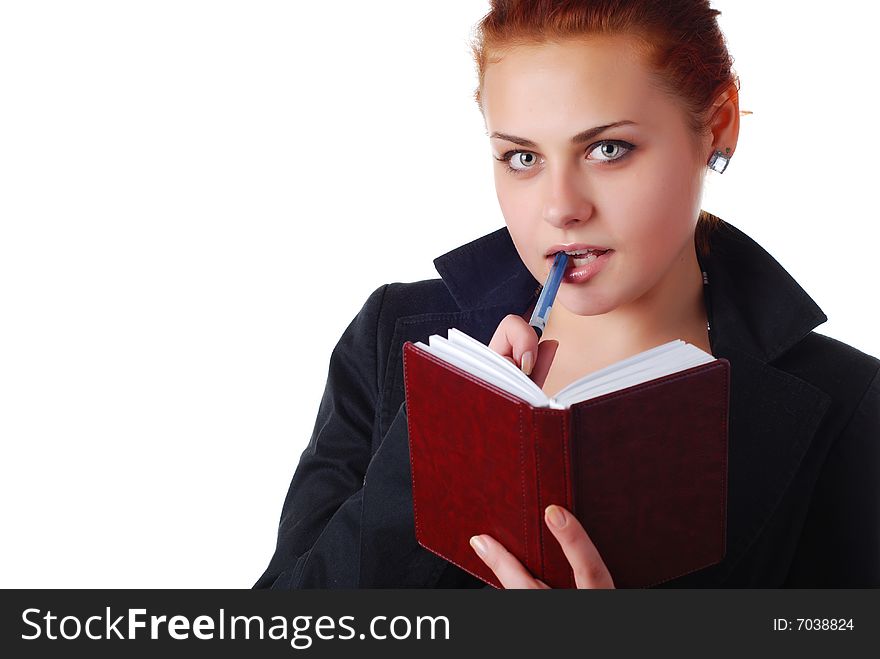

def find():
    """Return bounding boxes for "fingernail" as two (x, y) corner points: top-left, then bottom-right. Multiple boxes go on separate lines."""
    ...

(470, 535), (488, 557)
(521, 351), (534, 375)
(545, 505), (566, 529)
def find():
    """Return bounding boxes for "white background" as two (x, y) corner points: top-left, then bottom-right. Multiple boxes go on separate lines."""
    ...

(1, 1), (877, 587)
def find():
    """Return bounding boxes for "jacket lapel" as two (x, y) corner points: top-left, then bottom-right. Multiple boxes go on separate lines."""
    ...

(680, 221), (832, 584)
(671, 344), (831, 585)
(381, 220), (833, 586)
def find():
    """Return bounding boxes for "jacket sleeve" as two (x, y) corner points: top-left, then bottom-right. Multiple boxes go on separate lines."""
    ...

(783, 365), (880, 587)
(252, 283), (458, 588)
(253, 284), (388, 589)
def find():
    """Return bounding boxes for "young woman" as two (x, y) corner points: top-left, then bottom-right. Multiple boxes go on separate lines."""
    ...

(255, 0), (879, 588)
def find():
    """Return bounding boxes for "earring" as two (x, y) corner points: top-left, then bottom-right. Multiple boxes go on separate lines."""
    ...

(708, 147), (732, 173)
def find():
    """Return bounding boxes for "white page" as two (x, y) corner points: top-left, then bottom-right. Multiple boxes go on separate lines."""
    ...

(446, 328), (546, 400)
(413, 330), (715, 410)
(553, 344), (710, 403)
(415, 338), (547, 406)
(428, 335), (539, 400)
(551, 340), (684, 400)
(554, 350), (715, 407)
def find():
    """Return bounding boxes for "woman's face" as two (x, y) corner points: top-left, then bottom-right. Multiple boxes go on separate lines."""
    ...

(482, 35), (712, 318)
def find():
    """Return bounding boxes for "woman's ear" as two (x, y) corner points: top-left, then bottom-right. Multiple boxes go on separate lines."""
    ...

(706, 81), (741, 161)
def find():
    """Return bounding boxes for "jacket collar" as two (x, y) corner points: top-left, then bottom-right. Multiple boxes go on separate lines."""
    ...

(432, 227), (541, 316)
(432, 218), (828, 363)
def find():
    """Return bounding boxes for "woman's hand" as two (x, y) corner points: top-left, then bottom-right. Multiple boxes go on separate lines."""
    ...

(469, 504), (616, 589)
(488, 314), (558, 386)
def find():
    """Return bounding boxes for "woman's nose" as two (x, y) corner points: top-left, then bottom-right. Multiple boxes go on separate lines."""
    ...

(541, 167), (593, 228)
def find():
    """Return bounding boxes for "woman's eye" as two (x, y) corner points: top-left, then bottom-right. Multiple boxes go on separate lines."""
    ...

(589, 141), (634, 163)
(493, 150), (539, 174)
(500, 151), (539, 172)
(494, 140), (635, 176)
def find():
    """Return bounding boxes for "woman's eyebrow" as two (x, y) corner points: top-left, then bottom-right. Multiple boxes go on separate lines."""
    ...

(489, 120), (637, 148)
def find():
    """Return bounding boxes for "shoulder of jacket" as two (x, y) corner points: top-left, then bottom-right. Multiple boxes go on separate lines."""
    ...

(363, 279), (459, 389)
(379, 279), (457, 314)
(356, 279), (454, 320)
(789, 331), (880, 372)
(366, 279), (459, 336)
(773, 331), (880, 417)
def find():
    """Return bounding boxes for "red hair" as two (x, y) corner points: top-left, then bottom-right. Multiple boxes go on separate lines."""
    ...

(469, 0), (750, 257)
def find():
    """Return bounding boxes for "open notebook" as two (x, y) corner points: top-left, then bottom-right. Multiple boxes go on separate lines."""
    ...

(404, 328), (729, 587)
(414, 328), (717, 410)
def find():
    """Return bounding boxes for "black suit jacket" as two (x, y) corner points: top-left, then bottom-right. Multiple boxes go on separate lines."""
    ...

(255, 218), (880, 588)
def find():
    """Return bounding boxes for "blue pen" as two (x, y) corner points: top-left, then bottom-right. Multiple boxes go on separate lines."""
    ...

(528, 252), (569, 339)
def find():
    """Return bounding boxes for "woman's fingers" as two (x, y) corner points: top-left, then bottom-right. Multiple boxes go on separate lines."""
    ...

(530, 339), (559, 389)
(544, 505), (615, 589)
(487, 314), (560, 385)
(469, 508), (615, 589)
(487, 315), (540, 374)
(469, 534), (547, 589)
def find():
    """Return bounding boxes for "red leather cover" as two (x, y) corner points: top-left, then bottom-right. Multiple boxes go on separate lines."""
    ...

(403, 340), (729, 589)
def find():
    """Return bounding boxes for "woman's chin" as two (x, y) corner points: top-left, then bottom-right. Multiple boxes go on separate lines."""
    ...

(556, 292), (616, 318)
